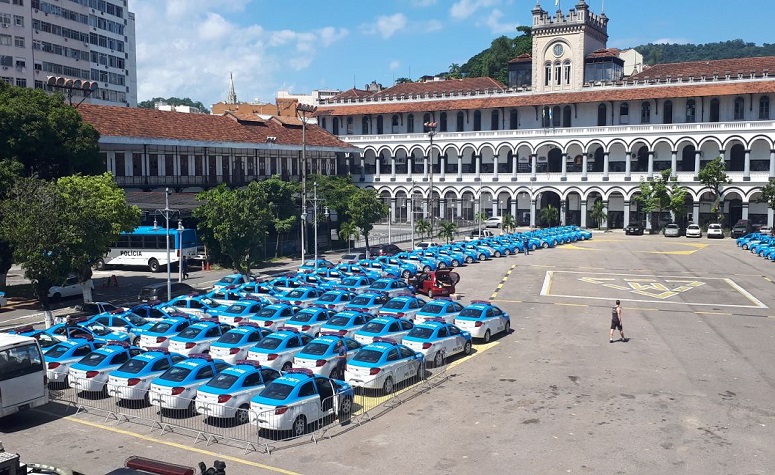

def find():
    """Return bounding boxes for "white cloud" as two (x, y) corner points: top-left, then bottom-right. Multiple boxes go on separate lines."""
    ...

(389, 60), (401, 70)
(483, 9), (518, 35)
(411, 0), (438, 6)
(652, 37), (690, 45)
(361, 13), (408, 39)
(131, 1), (348, 107)
(449, 0), (498, 20)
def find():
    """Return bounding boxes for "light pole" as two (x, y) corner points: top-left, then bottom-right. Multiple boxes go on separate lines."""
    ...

(155, 188), (178, 302)
(313, 181), (319, 269)
(410, 181), (417, 248)
(177, 219), (184, 283)
(387, 198), (392, 243)
(424, 121), (437, 238)
(296, 103), (317, 266)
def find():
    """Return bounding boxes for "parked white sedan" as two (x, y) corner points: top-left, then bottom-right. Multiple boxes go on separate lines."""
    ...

(685, 224), (702, 238)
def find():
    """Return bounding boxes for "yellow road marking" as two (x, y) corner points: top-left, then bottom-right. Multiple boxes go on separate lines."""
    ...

(554, 302), (587, 307)
(628, 307), (658, 311)
(490, 299), (523, 303)
(562, 244), (599, 251)
(694, 311), (731, 315)
(38, 411), (302, 475)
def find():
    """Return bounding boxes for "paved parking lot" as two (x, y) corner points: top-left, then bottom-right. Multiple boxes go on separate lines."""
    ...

(2, 232), (775, 474)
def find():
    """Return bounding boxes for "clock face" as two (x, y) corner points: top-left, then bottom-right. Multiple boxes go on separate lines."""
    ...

(553, 44), (564, 57)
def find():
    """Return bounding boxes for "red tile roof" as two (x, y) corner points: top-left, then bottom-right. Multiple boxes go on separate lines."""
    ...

(587, 48), (621, 59)
(318, 79), (775, 116)
(370, 77), (506, 99)
(330, 88), (372, 101)
(508, 53), (532, 64)
(631, 56), (775, 81)
(77, 104), (357, 150)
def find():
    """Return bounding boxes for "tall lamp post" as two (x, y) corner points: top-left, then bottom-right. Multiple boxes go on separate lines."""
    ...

(410, 180), (417, 248)
(424, 121), (437, 238)
(296, 103), (318, 266)
(177, 219), (184, 283)
(155, 188), (178, 302)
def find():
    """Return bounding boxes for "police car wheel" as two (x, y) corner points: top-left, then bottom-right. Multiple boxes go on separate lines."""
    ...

(466, 256), (474, 264)
(493, 251), (501, 258)
(542, 242), (549, 249)
(483, 329), (491, 343)
(452, 260), (460, 267)
(132, 336), (140, 346)
(463, 341), (472, 355)
(339, 397), (352, 419)
(505, 321), (511, 334)
(383, 377), (394, 394)
(292, 415), (307, 437)
(423, 266), (431, 273)
(94, 258), (106, 271)
(433, 351), (444, 368)
(428, 289), (434, 298)
(235, 405), (250, 425)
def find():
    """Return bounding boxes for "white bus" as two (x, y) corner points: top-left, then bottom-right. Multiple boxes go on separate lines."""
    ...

(94, 226), (198, 273)
(0, 333), (48, 418)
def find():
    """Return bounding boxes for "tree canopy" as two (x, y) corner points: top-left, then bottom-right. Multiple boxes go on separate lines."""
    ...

(347, 188), (388, 252)
(458, 27), (532, 84)
(698, 157), (731, 223)
(0, 82), (102, 179)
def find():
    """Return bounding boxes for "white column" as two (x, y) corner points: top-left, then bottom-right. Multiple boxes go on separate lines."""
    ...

(625, 152), (632, 180)
(457, 154), (463, 180)
(440, 154), (446, 180)
(359, 155), (365, 179)
(581, 154), (588, 180)
(770, 149), (775, 176)
(671, 150), (677, 177)
(602, 201), (609, 229)
(423, 155), (429, 179)
(407, 156), (414, 176)
(512, 153), (518, 179)
(692, 202), (700, 224)
(744, 149), (751, 180)
(603, 152), (610, 180)
(475, 155), (481, 180)
(768, 207), (774, 228)
(530, 154), (537, 181)
(511, 200), (518, 220)
(375, 156), (381, 180)
(560, 200), (567, 226)
(561, 153), (567, 180)
(530, 199), (536, 228)
(648, 151), (654, 179)
(742, 202), (749, 220)
(391, 155), (396, 180)
(266, 155), (272, 176)
(456, 199), (462, 218)
(580, 200), (588, 228)
(623, 201), (630, 228)
(390, 198), (396, 224)
(694, 151), (702, 178)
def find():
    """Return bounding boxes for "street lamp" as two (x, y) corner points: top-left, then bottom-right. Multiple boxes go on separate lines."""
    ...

(155, 188), (178, 302)
(177, 219), (184, 283)
(313, 181), (319, 270)
(424, 121), (437, 238)
(410, 181), (417, 248)
(296, 103), (318, 266)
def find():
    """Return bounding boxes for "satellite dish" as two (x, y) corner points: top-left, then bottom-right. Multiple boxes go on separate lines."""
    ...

(55, 77), (65, 87)
(90, 82), (99, 92)
(73, 80), (82, 89)
(47, 76), (57, 86)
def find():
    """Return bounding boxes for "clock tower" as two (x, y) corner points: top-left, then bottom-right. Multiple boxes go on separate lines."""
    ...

(531, 0), (609, 92)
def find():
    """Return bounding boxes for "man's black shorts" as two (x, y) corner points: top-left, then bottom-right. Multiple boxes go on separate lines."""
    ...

(610, 318), (622, 331)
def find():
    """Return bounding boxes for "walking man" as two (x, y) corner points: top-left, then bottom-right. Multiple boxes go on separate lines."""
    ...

(182, 256), (189, 280)
(335, 340), (348, 379)
(610, 299), (626, 343)
(523, 235), (530, 255)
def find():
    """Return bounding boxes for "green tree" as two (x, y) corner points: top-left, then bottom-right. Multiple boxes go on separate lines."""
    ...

(698, 157), (732, 225)
(415, 218), (431, 241)
(257, 176), (299, 257)
(474, 210), (488, 232)
(347, 188), (388, 254)
(338, 221), (360, 252)
(0, 82), (102, 179)
(758, 178), (775, 211)
(394, 78), (413, 84)
(193, 182), (272, 277)
(0, 178), (73, 326)
(666, 181), (688, 225)
(539, 204), (559, 227)
(137, 96), (210, 114)
(0, 159), (24, 288)
(459, 27), (532, 84)
(634, 169), (673, 231)
(589, 200), (607, 230)
(56, 173), (141, 301)
(501, 213), (517, 233)
(437, 221), (458, 243)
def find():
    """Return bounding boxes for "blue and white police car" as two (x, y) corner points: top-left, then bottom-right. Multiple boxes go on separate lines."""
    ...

(402, 319), (473, 368)
(454, 300), (511, 343)
(148, 354), (230, 411)
(195, 361), (282, 424)
(292, 334), (361, 380)
(345, 339), (425, 394)
(106, 349), (186, 400)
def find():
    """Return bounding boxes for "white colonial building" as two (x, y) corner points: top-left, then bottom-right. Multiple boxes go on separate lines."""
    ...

(315, 0), (775, 230)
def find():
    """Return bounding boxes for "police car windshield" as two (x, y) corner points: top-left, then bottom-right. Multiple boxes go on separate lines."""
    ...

(255, 337), (282, 350)
(361, 322), (386, 333)
(408, 327), (433, 339)
(351, 296), (374, 305)
(340, 277), (360, 286)
(259, 382), (294, 400)
(383, 300), (406, 310)
(44, 344), (72, 358)
(290, 313), (314, 323)
(116, 358), (151, 374)
(224, 304), (248, 313)
(125, 313), (147, 326)
(218, 276), (237, 284)
(158, 366), (192, 382)
(317, 293), (338, 302)
(79, 352), (109, 367)
(458, 308), (483, 318)
(370, 281), (389, 289)
(149, 322), (174, 333)
(352, 349), (383, 364)
(217, 332), (244, 344)
(327, 317), (350, 327)
(205, 373), (238, 390)
(421, 304), (444, 315)
(300, 342), (329, 356)
(256, 308), (279, 317)
(87, 324), (112, 336)
(177, 326), (204, 339)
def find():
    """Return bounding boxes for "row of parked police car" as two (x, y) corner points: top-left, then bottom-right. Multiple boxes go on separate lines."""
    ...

(6, 226), (588, 437)
(735, 230), (775, 261)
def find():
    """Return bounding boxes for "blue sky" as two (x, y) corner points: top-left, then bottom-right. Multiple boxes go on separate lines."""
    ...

(131, 0), (772, 108)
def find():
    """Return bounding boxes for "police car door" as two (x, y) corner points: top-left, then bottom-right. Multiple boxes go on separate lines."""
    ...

(447, 325), (465, 355)
(295, 380), (321, 423)
(314, 377), (336, 416)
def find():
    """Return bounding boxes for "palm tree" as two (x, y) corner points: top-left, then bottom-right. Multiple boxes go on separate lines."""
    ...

(539, 204), (559, 228)
(589, 200), (607, 230)
(338, 221), (360, 252)
(415, 218), (431, 240)
(501, 213), (517, 233)
(474, 210), (487, 234)
(437, 221), (458, 243)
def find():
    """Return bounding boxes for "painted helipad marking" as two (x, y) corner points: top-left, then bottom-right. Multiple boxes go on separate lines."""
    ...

(490, 263), (518, 300)
(541, 270), (768, 309)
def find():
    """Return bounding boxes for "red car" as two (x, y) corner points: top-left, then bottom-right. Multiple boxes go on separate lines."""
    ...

(410, 269), (460, 298)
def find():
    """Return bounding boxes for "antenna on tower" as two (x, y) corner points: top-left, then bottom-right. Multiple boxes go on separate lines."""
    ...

(227, 72), (237, 104)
